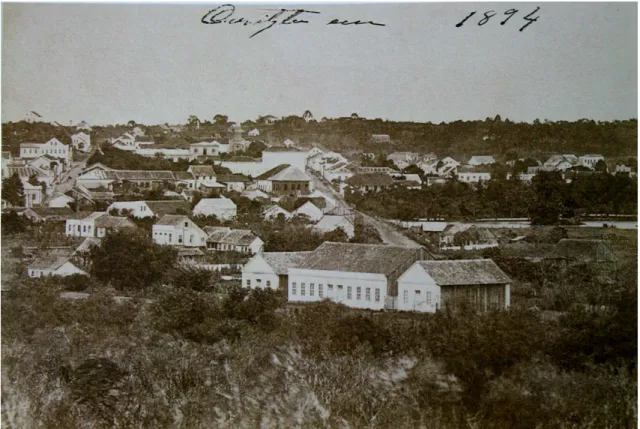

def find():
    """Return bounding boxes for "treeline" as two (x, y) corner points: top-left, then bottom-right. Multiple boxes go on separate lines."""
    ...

(267, 116), (638, 159)
(346, 172), (637, 222)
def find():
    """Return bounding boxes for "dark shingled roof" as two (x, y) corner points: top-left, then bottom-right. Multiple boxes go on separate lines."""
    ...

(146, 200), (191, 217)
(346, 173), (395, 187)
(217, 174), (251, 183)
(255, 164), (291, 180)
(298, 242), (421, 276)
(554, 239), (617, 262)
(261, 251), (314, 275)
(188, 165), (216, 176)
(263, 146), (303, 152)
(206, 229), (260, 246)
(415, 260), (511, 286)
(94, 215), (135, 229)
(227, 156), (259, 162)
(155, 214), (190, 226)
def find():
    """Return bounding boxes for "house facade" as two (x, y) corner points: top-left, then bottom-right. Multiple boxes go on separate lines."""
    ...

(152, 215), (207, 247)
(71, 132), (91, 152)
(578, 154), (605, 169)
(205, 227), (264, 253)
(397, 260), (511, 313)
(287, 242), (427, 310)
(192, 197), (237, 220)
(20, 138), (71, 163)
(27, 256), (88, 278)
(468, 155), (496, 166)
(65, 212), (137, 238)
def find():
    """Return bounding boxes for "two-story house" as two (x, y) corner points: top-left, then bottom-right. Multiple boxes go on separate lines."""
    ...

(152, 215), (207, 247)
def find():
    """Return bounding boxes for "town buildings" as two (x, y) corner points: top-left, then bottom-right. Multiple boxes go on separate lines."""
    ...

(204, 227), (264, 253)
(152, 215), (207, 247)
(242, 252), (312, 290)
(65, 212), (137, 238)
(192, 197), (237, 219)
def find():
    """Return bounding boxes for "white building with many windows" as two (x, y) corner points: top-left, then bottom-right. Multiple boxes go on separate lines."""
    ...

(287, 242), (426, 310)
(20, 138), (71, 163)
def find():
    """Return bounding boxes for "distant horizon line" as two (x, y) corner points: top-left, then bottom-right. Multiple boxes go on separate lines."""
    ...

(3, 115), (638, 127)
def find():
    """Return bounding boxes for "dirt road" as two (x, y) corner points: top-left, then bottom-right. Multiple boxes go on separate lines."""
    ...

(308, 169), (422, 248)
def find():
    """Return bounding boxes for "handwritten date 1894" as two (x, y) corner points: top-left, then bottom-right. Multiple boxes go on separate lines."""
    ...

(456, 6), (540, 32)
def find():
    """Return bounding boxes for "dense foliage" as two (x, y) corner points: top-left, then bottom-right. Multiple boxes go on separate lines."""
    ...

(346, 172), (637, 222)
(88, 230), (177, 291)
(87, 145), (191, 171)
(2, 173), (25, 207)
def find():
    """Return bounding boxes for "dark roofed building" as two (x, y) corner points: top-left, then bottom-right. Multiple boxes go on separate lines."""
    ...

(345, 173), (395, 192)
(145, 200), (191, 217)
(205, 227), (264, 253)
(242, 251), (313, 291)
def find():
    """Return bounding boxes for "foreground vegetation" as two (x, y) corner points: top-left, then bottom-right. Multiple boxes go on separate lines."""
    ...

(2, 227), (637, 428)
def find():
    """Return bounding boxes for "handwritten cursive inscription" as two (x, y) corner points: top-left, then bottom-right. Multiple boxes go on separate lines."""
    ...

(201, 4), (386, 38)
(455, 6), (540, 32)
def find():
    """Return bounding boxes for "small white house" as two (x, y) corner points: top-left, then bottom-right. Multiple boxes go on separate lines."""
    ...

(397, 260), (511, 313)
(468, 155), (496, 166)
(263, 205), (292, 220)
(47, 193), (75, 208)
(65, 212), (137, 238)
(457, 169), (491, 183)
(248, 128), (260, 137)
(107, 201), (155, 218)
(71, 132), (91, 152)
(27, 255), (87, 278)
(152, 215), (207, 247)
(313, 215), (355, 239)
(20, 138), (71, 163)
(205, 227), (264, 254)
(192, 197), (237, 220)
(22, 180), (43, 207)
(578, 154), (605, 169)
(242, 251), (312, 291)
(292, 201), (323, 222)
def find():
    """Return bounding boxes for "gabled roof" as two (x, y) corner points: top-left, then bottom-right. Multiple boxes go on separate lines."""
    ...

(346, 173), (395, 187)
(193, 197), (237, 210)
(227, 156), (259, 162)
(145, 200), (191, 217)
(173, 171), (195, 181)
(75, 237), (102, 253)
(268, 166), (310, 182)
(28, 254), (74, 271)
(188, 165), (216, 176)
(94, 214), (134, 229)
(206, 229), (260, 246)
(468, 155), (496, 164)
(415, 259), (511, 286)
(155, 214), (191, 226)
(297, 242), (421, 276)
(256, 164), (290, 180)
(217, 174), (251, 183)
(6, 165), (50, 178)
(242, 189), (269, 200)
(261, 251), (314, 275)
(314, 215), (353, 232)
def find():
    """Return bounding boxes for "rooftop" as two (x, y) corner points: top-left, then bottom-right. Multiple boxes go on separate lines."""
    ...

(145, 200), (191, 217)
(261, 251), (314, 275)
(415, 259), (511, 286)
(155, 214), (190, 226)
(255, 164), (291, 180)
(298, 242), (421, 276)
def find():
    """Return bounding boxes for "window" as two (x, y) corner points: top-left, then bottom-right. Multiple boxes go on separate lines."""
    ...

(365, 288), (371, 301)
(301, 283), (306, 296)
(77, 225), (81, 232)
(190, 234), (194, 244)
(169, 234), (172, 242)
(328, 284), (334, 292)
(292, 282), (297, 295)
(310, 283), (315, 296)
(319, 284), (323, 297)
(184, 222), (188, 227)
(375, 288), (380, 302)
(347, 286), (352, 300)
(246, 279), (251, 287)
(178, 235), (183, 244)
(426, 292), (432, 305)
(356, 287), (361, 300)
(266, 280), (271, 288)
(403, 290), (408, 304)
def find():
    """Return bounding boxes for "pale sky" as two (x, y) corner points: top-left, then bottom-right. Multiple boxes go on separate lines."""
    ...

(2, 2), (637, 125)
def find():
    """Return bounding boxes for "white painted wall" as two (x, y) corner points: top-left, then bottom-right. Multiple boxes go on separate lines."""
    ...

(397, 263), (441, 313)
(106, 201), (153, 218)
(241, 255), (279, 290)
(288, 269), (387, 310)
(152, 220), (207, 247)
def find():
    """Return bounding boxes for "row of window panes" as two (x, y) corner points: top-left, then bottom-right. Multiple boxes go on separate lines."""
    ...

(403, 290), (432, 305)
(245, 279), (271, 288)
(291, 282), (380, 302)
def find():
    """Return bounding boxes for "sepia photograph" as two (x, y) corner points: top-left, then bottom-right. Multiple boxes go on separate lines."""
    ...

(1, 2), (637, 428)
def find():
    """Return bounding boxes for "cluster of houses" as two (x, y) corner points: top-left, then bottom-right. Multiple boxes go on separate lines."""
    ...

(241, 242), (512, 313)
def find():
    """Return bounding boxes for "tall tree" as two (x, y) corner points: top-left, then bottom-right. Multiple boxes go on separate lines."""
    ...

(2, 173), (25, 206)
